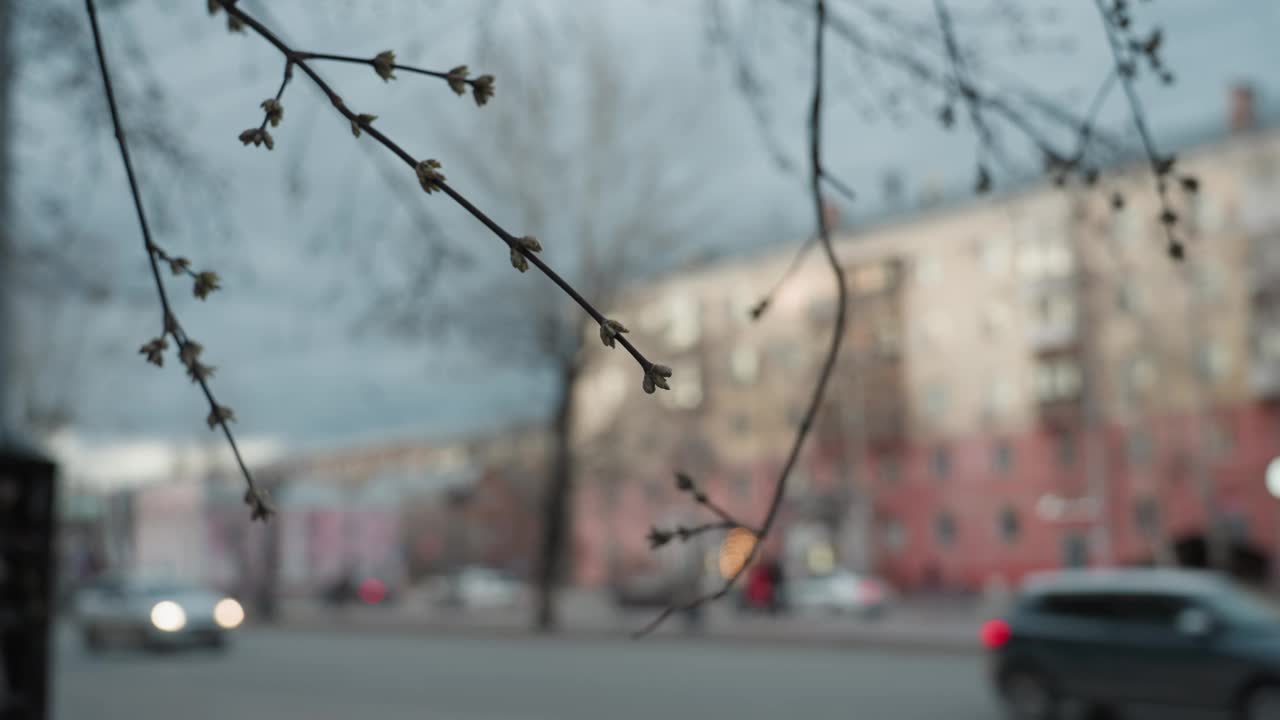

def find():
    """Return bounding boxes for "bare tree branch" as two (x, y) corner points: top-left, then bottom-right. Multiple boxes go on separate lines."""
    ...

(1092, 0), (1193, 260)
(211, 0), (669, 392)
(636, 0), (847, 637)
(85, 0), (272, 521)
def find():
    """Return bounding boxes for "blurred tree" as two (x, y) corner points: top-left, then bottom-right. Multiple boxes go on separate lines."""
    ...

(394, 7), (725, 630)
(3, 0), (220, 446)
(0, 1), (16, 440)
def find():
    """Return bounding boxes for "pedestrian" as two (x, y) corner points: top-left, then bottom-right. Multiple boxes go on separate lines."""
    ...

(765, 559), (785, 615)
(746, 562), (771, 612)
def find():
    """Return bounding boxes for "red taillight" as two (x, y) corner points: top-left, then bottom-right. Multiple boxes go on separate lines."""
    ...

(358, 577), (387, 605)
(980, 618), (1012, 649)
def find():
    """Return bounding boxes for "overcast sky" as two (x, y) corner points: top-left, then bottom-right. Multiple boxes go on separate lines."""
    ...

(12, 0), (1279, 481)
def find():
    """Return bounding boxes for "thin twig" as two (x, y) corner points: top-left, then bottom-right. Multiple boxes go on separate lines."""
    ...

(636, 0), (847, 637)
(86, 0), (271, 520)
(296, 51), (492, 93)
(932, 0), (1014, 185)
(1092, 0), (1184, 259)
(696, 493), (748, 530)
(213, 1), (664, 381)
(748, 236), (816, 321)
(820, 169), (856, 202)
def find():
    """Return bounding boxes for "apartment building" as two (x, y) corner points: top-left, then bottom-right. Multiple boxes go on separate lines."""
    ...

(571, 87), (1280, 592)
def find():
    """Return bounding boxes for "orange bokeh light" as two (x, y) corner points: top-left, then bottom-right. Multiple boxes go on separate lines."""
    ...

(718, 527), (758, 578)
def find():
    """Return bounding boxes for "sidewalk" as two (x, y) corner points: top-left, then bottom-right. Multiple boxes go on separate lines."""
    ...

(272, 590), (985, 653)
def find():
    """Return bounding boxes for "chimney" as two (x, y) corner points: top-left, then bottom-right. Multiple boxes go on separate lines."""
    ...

(1229, 84), (1256, 134)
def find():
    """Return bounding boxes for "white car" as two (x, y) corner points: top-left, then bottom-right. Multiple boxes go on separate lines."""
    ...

(431, 568), (524, 610)
(787, 569), (890, 619)
(76, 575), (245, 652)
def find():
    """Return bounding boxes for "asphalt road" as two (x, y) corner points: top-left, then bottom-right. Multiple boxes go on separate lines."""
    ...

(54, 625), (1000, 720)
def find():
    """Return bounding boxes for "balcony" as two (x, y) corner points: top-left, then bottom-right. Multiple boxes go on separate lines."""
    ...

(1035, 353), (1084, 428)
(1025, 281), (1079, 354)
(1027, 321), (1079, 353)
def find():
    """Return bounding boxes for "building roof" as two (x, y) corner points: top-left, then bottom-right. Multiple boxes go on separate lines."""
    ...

(677, 106), (1280, 287)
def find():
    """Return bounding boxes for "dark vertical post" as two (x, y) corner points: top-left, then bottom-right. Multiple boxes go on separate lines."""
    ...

(0, 445), (57, 720)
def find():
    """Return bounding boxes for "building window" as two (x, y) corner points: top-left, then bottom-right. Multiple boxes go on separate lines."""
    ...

(786, 467), (812, 499)
(1197, 342), (1232, 384)
(1193, 193), (1225, 233)
(1191, 263), (1224, 304)
(998, 506), (1020, 544)
(727, 289), (757, 327)
(1126, 355), (1157, 401)
(1116, 284), (1141, 314)
(1034, 292), (1077, 331)
(931, 445), (952, 479)
(808, 296), (837, 325)
(1134, 497), (1160, 538)
(915, 255), (943, 286)
(1256, 327), (1280, 363)
(1219, 513), (1250, 543)
(935, 512), (957, 549)
(768, 342), (805, 371)
(923, 311), (952, 345)
(1110, 205), (1144, 246)
(1018, 236), (1074, 278)
(881, 518), (907, 552)
(659, 360), (703, 410)
(1128, 428), (1154, 466)
(1055, 432), (1077, 468)
(988, 378), (1016, 417)
(854, 263), (889, 294)
(1035, 358), (1083, 401)
(1061, 531), (1090, 568)
(638, 301), (669, 334)
(874, 320), (902, 358)
(992, 441), (1014, 474)
(664, 293), (702, 350)
(979, 236), (1012, 276)
(643, 479), (663, 502)
(878, 454), (901, 484)
(1207, 418), (1235, 458)
(925, 382), (948, 420)
(980, 302), (1010, 339)
(729, 345), (760, 384)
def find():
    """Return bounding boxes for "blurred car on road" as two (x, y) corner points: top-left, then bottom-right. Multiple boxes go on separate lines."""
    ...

(985, 568), (1280, 720)
(428, 567), (524, 610)
(611, 572), (682, 609)
(787, 569), (890, 619)
(76, 575), (244, 652)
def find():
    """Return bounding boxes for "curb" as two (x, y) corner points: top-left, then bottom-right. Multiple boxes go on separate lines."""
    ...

(264, 615), (981, 655)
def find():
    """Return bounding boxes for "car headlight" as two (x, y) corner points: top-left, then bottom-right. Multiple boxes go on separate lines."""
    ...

(150, 601), (187, 632)
(214, 598), (245, 629)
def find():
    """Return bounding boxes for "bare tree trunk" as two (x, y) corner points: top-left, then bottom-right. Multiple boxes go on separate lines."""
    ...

(534, 361), (579, 632)
(0, 1), (18, 441)
(256, 476), (282, 623)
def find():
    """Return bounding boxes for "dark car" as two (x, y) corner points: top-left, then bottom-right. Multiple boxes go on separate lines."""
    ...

(985, 568), (1280, 719)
